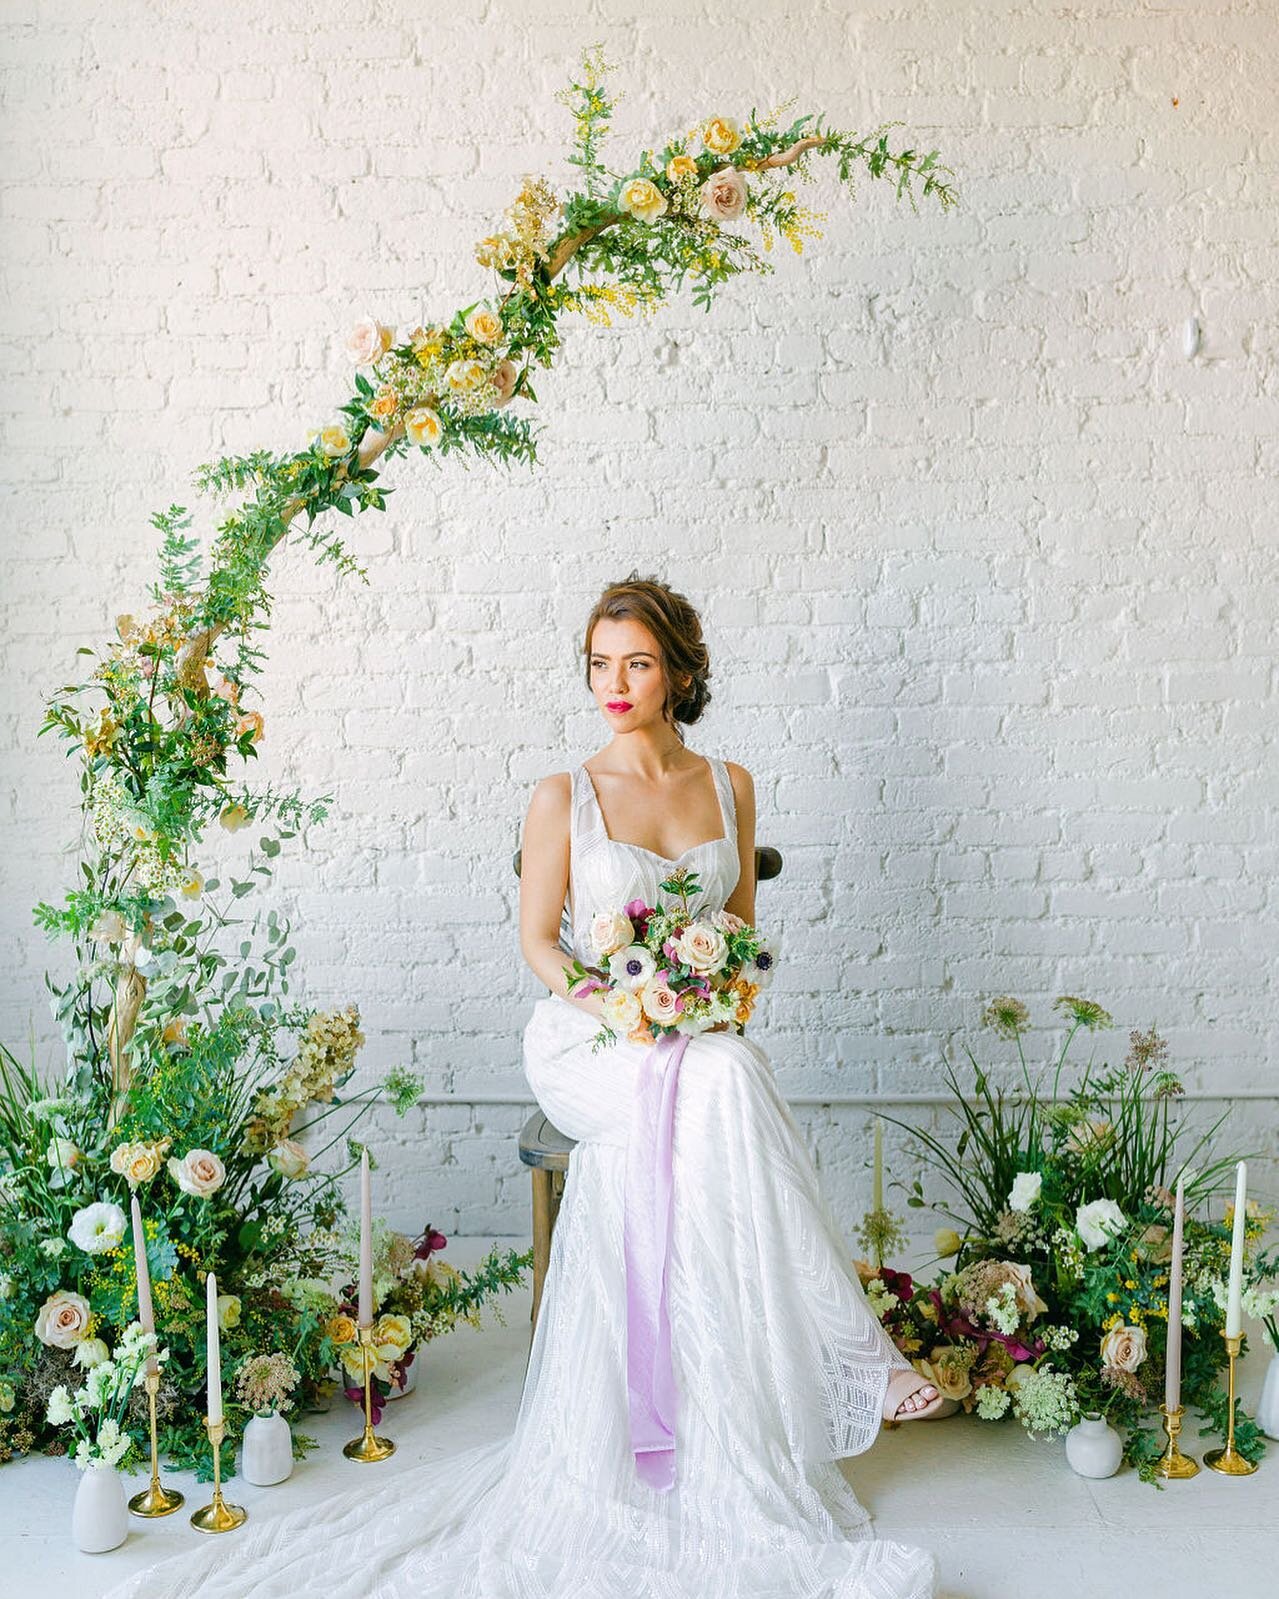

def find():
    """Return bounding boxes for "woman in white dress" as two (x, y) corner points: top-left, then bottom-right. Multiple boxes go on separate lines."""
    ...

(99, 575), (940, 1599)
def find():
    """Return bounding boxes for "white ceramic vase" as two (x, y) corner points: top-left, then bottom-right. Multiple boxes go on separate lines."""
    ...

(1256, 1349), (1279, 1440)
(72, 1461), (129, 1553)
(241, 1410), (293, 1485)
(1064, 1411), (1123, 1479)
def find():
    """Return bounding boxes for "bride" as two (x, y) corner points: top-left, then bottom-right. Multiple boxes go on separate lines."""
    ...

(100, 574), (941, 1599)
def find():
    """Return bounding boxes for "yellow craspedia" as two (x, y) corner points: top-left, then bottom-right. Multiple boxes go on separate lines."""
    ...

(617, 176), (668, 225)
(405, 407), (443, 447)
(702, 116), (743, 156)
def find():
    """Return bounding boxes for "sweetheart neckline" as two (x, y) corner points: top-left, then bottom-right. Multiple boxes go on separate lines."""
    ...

(612, 834), (729, 866)
(578, 758), (733, 865)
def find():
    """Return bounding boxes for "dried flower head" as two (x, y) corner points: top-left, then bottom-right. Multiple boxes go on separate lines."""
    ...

(1100, 1363), (1146, 1404)
(1124, 1024), (1169, 1074)
(981, 996), (1030, 1039)
(1052, 995), (1113, 1030)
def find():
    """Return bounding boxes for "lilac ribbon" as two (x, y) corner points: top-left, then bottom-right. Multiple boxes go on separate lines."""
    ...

(623, 1027), (690, 1493)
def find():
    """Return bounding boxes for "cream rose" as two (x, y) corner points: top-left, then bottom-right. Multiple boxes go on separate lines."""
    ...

(267, 1138), (309, 1180)
(699, 167), (748, 222)
(167, 1148), (226, 1199)
(490, 358), (519, 408)
(640, 978), (680, 1026)
(617, 176), (668, 224)
(1100, 1322), (1148, 1373)
(345, 317), (394, 366)
(219, 803), (251, 832)
(672, 922), (728, 976)
(709, 909), (747, 934)
(446, 357), (486, 393)
(589, 909), (635, 960)
(601, 989), (643, 1035)
(405, 407), (443, 447)
(316, 422), (352, 458)
(915, 1348), (972, 1403)
(46, 1136), (83, 1172)
(373, 1313), (413, 1360)
(464, 306), (503, 345)
(109, 1139), (167, 1187)
(701, 115), (744, 156)
(35, 1289), (92, 1349)
(216, 1294), (241, 1332)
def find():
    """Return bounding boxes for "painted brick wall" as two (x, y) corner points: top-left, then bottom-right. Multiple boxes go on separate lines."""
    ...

(1, 1), (1275, 1239)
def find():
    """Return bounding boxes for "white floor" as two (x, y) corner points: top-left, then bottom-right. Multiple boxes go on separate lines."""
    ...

(3, 1236), (1274, 1599)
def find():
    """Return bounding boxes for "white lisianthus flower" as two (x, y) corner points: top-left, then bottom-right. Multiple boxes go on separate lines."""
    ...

(672, 922), (728, 976)
(589, 910), (634, 960)
(73, 1336), (111, 1371)
(600, 988), (643, 1035)
(68, 1201), (128, 1256)
(608, 944), (656, 993)
(1075, 1197), (1127, 1252)
(1008, 1172), (1043, 1213)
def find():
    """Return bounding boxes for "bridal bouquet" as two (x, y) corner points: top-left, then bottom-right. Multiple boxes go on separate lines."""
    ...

(561, 867), (777, 1052)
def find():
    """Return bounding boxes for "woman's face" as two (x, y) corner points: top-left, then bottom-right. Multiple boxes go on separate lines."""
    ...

(588, 616), (683, 731)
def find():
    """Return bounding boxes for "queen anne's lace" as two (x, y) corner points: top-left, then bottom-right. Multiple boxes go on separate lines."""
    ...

(98, 750), (935, 1599)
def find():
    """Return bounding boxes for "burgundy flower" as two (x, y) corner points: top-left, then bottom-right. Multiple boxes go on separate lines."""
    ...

(414, 1225), (448, 1260)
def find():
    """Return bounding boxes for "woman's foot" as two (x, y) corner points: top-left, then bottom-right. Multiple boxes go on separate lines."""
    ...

(882, 1368), (947, 1422)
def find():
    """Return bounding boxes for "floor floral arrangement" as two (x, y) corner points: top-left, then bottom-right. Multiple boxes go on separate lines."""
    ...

(858, 996), (1268, 1483)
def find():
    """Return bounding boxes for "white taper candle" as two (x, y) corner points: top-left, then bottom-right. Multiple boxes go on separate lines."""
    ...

(1225, 1161), (1247, 1340)
(1165, 1177), (1184, 1412)
(359, 1147), (374, 1327)
(872, 1117), (884, 1214)
(130, 1196), (157, 1376)
(205, 1268), (222, 1425)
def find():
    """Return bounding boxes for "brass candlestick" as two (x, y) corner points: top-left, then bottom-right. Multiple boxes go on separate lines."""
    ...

(190, 1414), (247, 1531)
(128, 1366), (185, 1515)
(1155, 1402), (1199, 1479)
(1204, 1330), (1258, 1475)
(343, 1323), (396, 1462)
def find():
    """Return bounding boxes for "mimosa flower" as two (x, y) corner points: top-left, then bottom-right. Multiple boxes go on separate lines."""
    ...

(617, 176), (668, 224)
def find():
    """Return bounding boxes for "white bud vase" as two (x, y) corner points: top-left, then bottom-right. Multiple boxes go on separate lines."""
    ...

(72, 1461), (128, 1553)
(241, 1411), (293, 1485)
(1065, 1411), (1123, 1478)
(1257, 1350), (1279, 1440)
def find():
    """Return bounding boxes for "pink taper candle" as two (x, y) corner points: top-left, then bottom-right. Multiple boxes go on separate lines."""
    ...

(1225, 1161), (1247, 1339)
(130, 1196), (157, 1376)
(358, 1147), (373, 1327)
(205, 1269), (222, 1425)
(1165, 1176), (1184, 1412)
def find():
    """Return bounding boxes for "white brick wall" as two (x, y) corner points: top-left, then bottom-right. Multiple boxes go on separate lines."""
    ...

(2, 1), (1275, 1239)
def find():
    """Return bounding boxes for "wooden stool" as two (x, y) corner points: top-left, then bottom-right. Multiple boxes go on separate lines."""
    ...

(515, 844), (783, 1334)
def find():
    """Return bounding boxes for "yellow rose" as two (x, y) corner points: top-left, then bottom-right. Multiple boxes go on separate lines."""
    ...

(446, 358), (486, 393)
(701, 116), (744, 156)
(180, 871), (204, 899)
(316, 423), (352, 458)
(617, 176), (668, 225)
(373, 1313), (412, 1361)
(934, 1228), (962, 1259)
(368, 386), (400, 422)
(216, 1293), (241, 1331)
(464, 307), (503, 345)
(666, 153), (699, 183)
(327, 1313), (359, 1347)
(405, 407), (443, 447)
(218, 804), (251, 832)
(110, 1140), (167, 1186)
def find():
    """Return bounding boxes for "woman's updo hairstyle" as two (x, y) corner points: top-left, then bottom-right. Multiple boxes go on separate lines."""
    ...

(583, 572), (712, 736)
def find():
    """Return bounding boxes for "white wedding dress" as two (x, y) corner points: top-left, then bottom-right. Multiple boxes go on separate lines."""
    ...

(99, 753), (936, 1599)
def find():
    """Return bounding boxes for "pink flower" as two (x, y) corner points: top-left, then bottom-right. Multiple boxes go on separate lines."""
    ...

(699, 167), (748, 222)
(491, 358), (519, 408)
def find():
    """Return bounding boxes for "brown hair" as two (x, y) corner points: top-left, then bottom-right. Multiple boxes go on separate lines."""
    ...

(582, 572), (712, 736)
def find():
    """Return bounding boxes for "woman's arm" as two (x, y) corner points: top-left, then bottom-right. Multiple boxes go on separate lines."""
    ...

(518, 773), (608, 1021)
(721, 761), (757, 927)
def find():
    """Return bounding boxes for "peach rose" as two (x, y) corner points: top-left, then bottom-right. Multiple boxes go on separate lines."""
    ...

(617, 176), (668, 224)
(110, 1139), (168, 1187)
(672, 922), (728, 976)
(710, 909), (747, 934)
(490, 358), (519, 408)
(464, 307), (503, 345)
(368, 385), (400, 422)
(345, 317), (394, 366)
(167, 1148), (226, 1199)
(640, 978), (680, 1026)
(914, 1347), (972, 1403)
(1100, 1322), (1148, 1374)
(1002, 1261), (1049, 1323)
(701, 116), (744, 156)
(406, 407), (443, 446)
(1136, 1224), (1173, 1265)
(234, 710), (265, 744)
(35, 1289), (92, 1349)
(327, 1313), (359, 1347)
(700, 167), (748, 222)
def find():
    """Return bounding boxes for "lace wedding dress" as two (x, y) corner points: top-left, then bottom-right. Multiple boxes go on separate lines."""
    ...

(100, 753), (936, 1599)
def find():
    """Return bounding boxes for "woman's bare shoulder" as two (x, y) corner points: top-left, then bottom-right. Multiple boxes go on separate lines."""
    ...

(525, 770), (573, 822)
(723, 759), (755, 798)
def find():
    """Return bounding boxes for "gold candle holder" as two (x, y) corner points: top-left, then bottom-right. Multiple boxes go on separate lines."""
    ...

(1204, 1330), (1258, 1475)
(1155, 1402), (1199, 1479)
(343, 1323), (396, 1462)
(190, 1414), (247, 1531)
(128, 1367), (185, 1516)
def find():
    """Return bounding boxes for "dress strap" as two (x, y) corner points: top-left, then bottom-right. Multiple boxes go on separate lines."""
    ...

(709, 756), (737, 842)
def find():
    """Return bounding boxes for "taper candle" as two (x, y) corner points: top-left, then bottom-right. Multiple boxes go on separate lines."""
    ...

(1225, 1161), (1247, 1340)
(130, 1196), (157, 1376)
(205, 1269), (222, 1426)
(1165, 1176), (1185, 1412)
(872, 1118), (884, 1214)
(358, 1147), (373, 1327)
